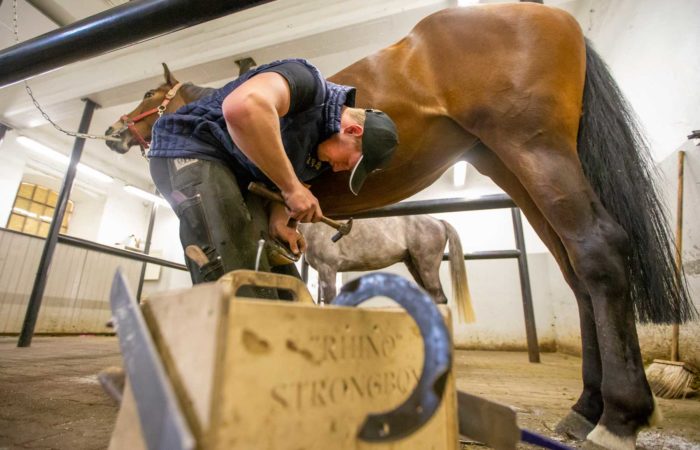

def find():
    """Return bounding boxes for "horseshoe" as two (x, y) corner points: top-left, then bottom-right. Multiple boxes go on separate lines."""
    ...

(332, 272), (452, 442)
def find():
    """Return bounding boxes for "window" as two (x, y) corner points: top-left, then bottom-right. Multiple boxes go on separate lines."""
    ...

(6, 182), (73, 237)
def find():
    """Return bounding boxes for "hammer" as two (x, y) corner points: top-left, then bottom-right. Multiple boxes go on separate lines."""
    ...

(248, 182), (353, 242)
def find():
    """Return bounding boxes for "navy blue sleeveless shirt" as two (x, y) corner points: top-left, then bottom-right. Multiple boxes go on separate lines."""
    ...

(148, 59), (356, 188)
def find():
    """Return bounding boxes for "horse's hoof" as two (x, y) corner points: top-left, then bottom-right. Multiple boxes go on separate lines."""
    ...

(555, 409), (596, 441)
(587, 424), (636, 450)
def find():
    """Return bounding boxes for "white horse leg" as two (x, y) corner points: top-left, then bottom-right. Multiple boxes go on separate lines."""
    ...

(316, 266), (337, 304)
(404, 217), (449, 304)
(407, 254), (447, 304)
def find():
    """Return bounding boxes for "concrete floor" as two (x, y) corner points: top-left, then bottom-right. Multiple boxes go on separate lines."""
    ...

(0, 336), (698, 449)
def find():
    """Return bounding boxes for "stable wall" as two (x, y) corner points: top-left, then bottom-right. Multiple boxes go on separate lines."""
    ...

(0, 132), (190, 333)
(561, 0), (700, 162)
(0, 132), (149, 247)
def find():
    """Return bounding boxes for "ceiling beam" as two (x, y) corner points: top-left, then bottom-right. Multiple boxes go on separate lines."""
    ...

(0, 0), (274, 89)
(25, 0), (69, 26)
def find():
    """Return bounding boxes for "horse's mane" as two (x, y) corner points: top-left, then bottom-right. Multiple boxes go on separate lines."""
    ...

(181, 82), (217, 101)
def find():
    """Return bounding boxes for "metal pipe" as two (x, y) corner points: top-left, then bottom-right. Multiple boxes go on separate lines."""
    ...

(136, 201), (158, 302)
(18, 99), (97, 347)
(511, 207), (540, 363)
(1, 227), (189, 271)
(334, 194), (516, 220)
(0, 0), (273, 88)
(57, 233), (187, 271)
(442, 249), (521, 261)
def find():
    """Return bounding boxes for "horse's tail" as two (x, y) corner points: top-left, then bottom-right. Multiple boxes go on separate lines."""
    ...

(442, 220), (475, 323)
(578, 39), (696, 323)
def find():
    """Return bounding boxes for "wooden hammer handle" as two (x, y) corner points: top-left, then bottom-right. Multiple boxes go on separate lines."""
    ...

(319, 215), (343, 229)
(248, 182), (342, 230)
(248, 182), (285, 203)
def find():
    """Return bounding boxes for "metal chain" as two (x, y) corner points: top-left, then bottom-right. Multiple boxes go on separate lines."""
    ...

(12, 0), (119, 141)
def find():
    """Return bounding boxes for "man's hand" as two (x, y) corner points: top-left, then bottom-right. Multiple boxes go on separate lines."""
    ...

(269, 203), (307, 254)
(282, 183), (322, 223)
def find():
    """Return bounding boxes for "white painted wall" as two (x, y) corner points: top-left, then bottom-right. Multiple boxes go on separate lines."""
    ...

(0, 130), (190, 296)
(141, 206), (192, 298)
(0, 132), (111, 240)
(561, 0), (700, 163)
(0, 135), (27, 226)
(96, 183), (150, 247)
(0, 131), (153, 249)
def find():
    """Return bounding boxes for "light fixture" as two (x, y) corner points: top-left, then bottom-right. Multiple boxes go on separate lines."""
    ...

(17, 136), (114, 183)
(77, 164), (114, 183)
(123, 185), (169, 207)
(453, 161), (467, 187)
(13, 207), (37, 218)
(17, 136), (65, 163)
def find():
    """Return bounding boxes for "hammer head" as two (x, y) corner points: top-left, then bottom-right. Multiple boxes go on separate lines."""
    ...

(331, 218), (353, 242)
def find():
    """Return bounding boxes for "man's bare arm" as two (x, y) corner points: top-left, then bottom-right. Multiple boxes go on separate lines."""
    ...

(222, 72), (321, 222)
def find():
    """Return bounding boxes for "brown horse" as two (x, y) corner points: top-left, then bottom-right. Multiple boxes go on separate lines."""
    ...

(106, 4), (695, 449)
(300, 216), (474, 324)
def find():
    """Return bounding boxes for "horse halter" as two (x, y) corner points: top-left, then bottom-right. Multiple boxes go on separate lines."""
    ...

(117, 82), (183, 156)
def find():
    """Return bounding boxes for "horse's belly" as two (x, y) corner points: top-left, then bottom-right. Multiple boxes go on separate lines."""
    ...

(335, 218), (409, 271)
(336, 248), (405, 270)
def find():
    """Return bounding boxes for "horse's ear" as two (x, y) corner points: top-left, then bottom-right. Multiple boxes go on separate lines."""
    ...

(162, 63), (179, 86)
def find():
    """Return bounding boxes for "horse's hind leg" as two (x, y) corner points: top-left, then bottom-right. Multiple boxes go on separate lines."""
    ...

(404, 218), (449, 304)
(316, 265), (338, 304)
(477, 127), (654, 447)
(467, 144), (602, 438)
(404, 255), (447, 304)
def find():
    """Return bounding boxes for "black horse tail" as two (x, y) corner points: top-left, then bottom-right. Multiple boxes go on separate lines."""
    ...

(578, 39), (696, 323)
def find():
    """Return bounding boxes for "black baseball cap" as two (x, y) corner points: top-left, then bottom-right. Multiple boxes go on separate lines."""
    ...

(349, 109), (399, 195)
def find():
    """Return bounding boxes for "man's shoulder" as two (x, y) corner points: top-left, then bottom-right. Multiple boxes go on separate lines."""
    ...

(268, 58), (316, 68)
(256, 58), (322, 80)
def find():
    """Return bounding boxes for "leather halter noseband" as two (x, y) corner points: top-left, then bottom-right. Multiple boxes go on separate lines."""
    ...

(118, 82), (183, 155)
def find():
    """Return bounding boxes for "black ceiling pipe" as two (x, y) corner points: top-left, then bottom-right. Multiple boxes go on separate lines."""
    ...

(0, 0), (273, 89)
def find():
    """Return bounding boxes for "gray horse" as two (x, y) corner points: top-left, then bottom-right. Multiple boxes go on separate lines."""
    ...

(300, 216), (474, 322)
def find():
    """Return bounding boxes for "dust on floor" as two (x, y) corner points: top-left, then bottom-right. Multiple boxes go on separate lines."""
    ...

(1, 336), (698, 449)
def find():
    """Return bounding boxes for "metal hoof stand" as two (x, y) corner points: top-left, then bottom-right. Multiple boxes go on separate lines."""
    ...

(109, 270), (567, 450)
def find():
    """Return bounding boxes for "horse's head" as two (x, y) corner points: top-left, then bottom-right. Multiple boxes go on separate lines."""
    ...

(105, 63), (186, 154)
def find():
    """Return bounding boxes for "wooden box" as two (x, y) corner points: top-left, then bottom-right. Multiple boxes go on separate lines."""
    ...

(110, 270), (458, 449)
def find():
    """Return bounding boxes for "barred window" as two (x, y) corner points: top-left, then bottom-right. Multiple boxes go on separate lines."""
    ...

(6, 182), (73, 237)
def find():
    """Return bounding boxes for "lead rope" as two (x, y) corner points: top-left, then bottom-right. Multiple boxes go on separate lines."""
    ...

(11, 0), (120, 142)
